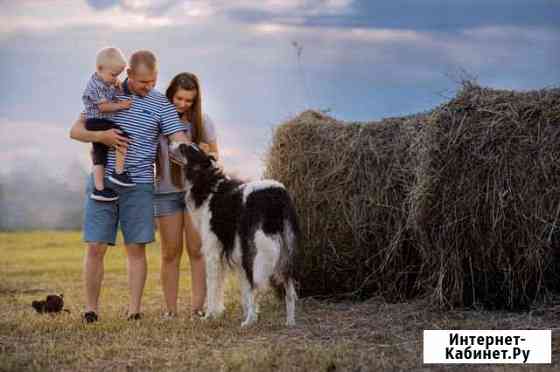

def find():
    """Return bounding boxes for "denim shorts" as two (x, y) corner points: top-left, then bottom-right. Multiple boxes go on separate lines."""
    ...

(83, 175), (155, 246)
(153, 191), (187, 217)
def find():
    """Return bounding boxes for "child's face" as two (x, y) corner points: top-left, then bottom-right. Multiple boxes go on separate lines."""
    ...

(97, 65), (124, 85)
(173, 88), (197, 114)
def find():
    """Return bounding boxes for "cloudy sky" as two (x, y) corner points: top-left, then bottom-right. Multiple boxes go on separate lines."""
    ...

(1, 0), (559, 184)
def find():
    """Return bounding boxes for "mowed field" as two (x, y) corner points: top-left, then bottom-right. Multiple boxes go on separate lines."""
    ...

(0, 231), (559, 371)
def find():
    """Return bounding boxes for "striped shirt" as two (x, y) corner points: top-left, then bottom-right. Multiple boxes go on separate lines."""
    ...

(82, 73), (119, 120)
(104, 79), (187, 184)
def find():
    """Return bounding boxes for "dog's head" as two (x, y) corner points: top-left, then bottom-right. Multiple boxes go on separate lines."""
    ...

(173, 143), (218, 178)
(180, 143), (213, 166)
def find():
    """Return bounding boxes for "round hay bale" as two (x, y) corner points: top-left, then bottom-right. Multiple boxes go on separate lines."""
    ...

(265, 83), (560, 310)
(264, 110), (428, 300)
(409, 82), (560, 309)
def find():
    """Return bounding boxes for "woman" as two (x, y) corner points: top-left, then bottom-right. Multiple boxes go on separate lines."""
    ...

(154, 72), (219, 318)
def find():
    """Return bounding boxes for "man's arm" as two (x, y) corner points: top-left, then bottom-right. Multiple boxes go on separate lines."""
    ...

(69, 114), (130, 151)
(167, 131), (192, 165)
(168, 130), (191, 144)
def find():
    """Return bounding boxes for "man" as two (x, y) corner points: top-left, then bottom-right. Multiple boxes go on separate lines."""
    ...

(70, 50), (190, 322)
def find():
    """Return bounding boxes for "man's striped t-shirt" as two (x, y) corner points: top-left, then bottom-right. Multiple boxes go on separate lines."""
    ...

(104, 80), (188, 184)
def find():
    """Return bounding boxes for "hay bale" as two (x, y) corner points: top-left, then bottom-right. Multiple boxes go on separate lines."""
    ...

(265, 83), (560, 309)
(409, 83), (560, 309)
(264, 110), (428, 300)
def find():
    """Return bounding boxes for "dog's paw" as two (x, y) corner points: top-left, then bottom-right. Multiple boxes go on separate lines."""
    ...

(216, 304), (225, 315)
(241, 317), (256, 327)
(240, 313), (258, 327)
(201, 313), (212, 321)
(203, 310), (225, 320)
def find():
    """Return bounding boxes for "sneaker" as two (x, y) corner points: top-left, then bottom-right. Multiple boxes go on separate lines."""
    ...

(191, 309), (205, 320)
(108, 170), (136, 187)
(90, 188), (118, 202)
(82, 311), (98, 323)
(161, 311), (177, 320)
(127, 312), (143, 321)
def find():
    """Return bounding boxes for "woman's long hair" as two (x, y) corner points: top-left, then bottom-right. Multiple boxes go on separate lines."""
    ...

(157, 72), (205, 189)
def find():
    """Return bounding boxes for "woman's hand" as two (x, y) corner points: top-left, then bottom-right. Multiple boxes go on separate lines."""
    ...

(199, 141), (219, 161)
(198, 142), (210, 154)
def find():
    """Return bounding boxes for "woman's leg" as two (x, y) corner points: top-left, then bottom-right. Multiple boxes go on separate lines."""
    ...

(157, 212), (184, 314)
(184, 212), (207, 313)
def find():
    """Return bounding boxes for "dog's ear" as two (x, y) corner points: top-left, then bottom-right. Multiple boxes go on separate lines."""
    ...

(186, 143), (210, 165)
(187, 143), (202, 158)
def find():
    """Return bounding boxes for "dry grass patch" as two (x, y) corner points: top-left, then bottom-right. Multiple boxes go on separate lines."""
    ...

(1, 231), (559, 371)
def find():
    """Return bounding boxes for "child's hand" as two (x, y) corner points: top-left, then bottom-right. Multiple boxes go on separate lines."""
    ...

(114, 79), (124, 93)
(118, 99), (132, 110)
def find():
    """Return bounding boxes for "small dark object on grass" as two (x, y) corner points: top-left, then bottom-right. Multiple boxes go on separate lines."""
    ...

(82, 311), (98, 323)
(31, 294), (69, 314)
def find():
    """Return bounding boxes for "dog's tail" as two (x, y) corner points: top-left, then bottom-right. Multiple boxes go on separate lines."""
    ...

(271, 191), (300, 326)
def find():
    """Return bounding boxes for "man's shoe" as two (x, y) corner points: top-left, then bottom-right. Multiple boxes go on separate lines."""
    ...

(108, 170), (136, 187)
(90, 188), (118, 202)
(82, 311), (98, 323)
(127, 313), (143, 321)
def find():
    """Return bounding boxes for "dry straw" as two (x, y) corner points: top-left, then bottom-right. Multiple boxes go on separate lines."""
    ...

(264, 82), (560, 309)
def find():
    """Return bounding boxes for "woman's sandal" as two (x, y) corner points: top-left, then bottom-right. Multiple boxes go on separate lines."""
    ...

(127, 313), (143, 321)
(191, 309), (205, 319)
(161, 311), (177, 320)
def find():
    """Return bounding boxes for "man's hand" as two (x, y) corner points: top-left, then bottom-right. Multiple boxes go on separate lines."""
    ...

(98, 128), (130, 153)
(70, 114), (130, 154)
(118, 99), (132, 110)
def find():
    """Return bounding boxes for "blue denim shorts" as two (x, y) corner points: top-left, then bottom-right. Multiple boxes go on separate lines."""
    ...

(83, 175), (155, 246)
(153, 191), (187, 217)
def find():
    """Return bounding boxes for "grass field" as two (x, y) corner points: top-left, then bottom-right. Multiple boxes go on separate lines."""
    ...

(0, 231), (559, 371)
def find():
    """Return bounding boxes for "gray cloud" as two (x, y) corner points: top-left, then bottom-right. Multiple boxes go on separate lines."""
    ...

(227, 0), (560, 32)
(1, 1), (559, 229)
(85, 0), (119, 10)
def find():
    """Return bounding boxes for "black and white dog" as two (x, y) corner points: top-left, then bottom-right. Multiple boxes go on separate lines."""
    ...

(174, 143), (300, 326)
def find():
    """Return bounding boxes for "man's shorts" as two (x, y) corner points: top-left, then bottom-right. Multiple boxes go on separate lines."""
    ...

(153, 191), (187, 217)
(83, 175), (155, 246)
